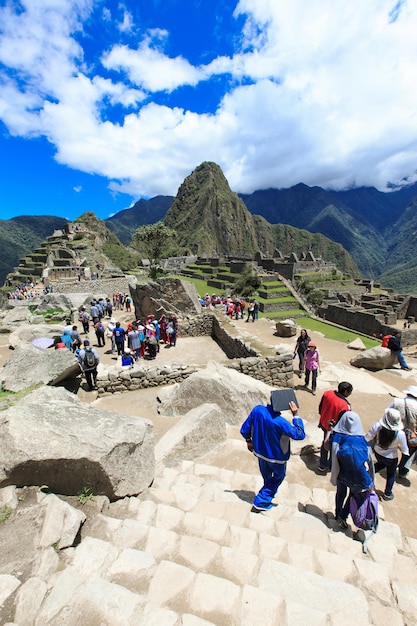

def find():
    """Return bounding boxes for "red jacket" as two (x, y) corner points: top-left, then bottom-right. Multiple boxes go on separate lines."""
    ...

(318, 390), (351, 431)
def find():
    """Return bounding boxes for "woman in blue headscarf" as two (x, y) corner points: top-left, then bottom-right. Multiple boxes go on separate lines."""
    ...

(327, 411), (374, 528)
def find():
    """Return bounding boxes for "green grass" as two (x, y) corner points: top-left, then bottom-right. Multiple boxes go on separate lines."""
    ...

(295, 317), (380, 348)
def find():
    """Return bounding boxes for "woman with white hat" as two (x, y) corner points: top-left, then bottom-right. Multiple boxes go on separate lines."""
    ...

(389, 386), (417, 477)
(366, 408), (409, 501)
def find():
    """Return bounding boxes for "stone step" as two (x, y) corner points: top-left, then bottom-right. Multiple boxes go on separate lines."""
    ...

(34, 457), (414, 625)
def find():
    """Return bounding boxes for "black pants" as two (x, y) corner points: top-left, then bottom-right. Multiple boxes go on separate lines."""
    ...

(85, 368), (97, 390)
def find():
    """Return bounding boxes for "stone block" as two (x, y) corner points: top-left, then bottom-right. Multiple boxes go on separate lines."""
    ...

(218, 547), (259, 585)
(285, 542), (316, 573)
(353, 558), (394, 605)
(154, 503), (184, 531)
(132, 499), (157, 524)
(258, 533), (287, 560)
(145, 527), (178, 561)
(228, 525), (258, 553)
(314, 548), (356, 582)
(182, 512), (229, 544)
(188, 573), (241, 622)
(178, 536), (219, 570)
(107, 548), (157, 593)
(14, 577), (48, 626)
(240, 585), (285, 626)
(147, 560), (196, 606)
(72, 537), (118, 579)
(258, 559), (369, 622)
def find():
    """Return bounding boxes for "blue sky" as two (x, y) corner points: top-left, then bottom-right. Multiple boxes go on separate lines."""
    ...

(1, 0), (417, 222)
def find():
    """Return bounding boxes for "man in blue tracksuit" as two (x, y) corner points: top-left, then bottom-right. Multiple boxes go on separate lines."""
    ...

(240, 395), (306, 512)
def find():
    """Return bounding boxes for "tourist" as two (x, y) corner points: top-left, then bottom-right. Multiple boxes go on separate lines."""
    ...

(318, 381), (353, 472)
(113, 321), (126, 355)
(94, 320), (106, 347)
(365, 408), (408, 501)
(128, 324), (141, 360)
(79, 339), (99, 391)
(240, 394), (305, 512)
(328, 411), (374, 528)
(78, 306), (90, 334)
(293, 328), (311, 378)
(388, 386), (417, 478)
(302, 341), (321, 395)
(70, 325), (82, 352)
(388, 330), (412, 371)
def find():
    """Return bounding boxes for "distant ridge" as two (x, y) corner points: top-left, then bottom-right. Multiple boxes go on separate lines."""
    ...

(0, 215), (68, 286)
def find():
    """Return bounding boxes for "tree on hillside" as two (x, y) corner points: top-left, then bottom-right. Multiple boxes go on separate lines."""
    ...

(132, 222), (176, 278)
(233, 266), (262, 297)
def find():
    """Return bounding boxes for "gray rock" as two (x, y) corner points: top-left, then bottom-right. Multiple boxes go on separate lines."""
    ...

(0, 344), (81, 392)
(350, 346), (397, 370)
(129, 276), (201, 319)
(275, 319), (297, 337)
(347, 337), (366, 350)
(0, 387), (154, 499)
(156, 361), (272, 424)
(8, 323), (67, 349)
(155, 403), (227, 466)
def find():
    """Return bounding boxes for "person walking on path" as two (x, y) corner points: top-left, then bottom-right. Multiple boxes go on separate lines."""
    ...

(78, 339), (99, 391)
(293, 329), (310, 378)
(388, 386), (417, 477)
(388, 330), (412, 371)
(113, 321), (126, 356)
(302, 341), (321, 395)
(366, 408), (408, 501)
(328, 411), (374, 528)
(317, 381), (353, 472)
(240, 394), (306, 512)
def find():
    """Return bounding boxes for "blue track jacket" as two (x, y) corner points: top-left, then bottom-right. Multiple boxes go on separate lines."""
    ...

(240, 404), (306, 464)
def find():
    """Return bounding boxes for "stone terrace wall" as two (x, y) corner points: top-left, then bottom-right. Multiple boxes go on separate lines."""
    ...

(97, 312), (294, 394)
(51, 277), (130, 296)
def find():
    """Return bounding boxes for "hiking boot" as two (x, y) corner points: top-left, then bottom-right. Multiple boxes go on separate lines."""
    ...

(337, 517), (348, 529)
(382, 493), (394, 501)
(317, 466), (328, 473)
(401, 367), (412, 371)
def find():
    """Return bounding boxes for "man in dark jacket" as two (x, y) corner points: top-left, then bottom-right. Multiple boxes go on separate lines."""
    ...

(240, 394), (305, 512)
(388, 331), (411, 371)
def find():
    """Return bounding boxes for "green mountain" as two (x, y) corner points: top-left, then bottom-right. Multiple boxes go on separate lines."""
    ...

(163, 162), (359, 275)
(0, 215), (68, 286)
(106, 196), (173, 245)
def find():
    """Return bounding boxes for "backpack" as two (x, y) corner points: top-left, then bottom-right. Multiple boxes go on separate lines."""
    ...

(349, 490), (379, 553)
(84, 347), (96, 369)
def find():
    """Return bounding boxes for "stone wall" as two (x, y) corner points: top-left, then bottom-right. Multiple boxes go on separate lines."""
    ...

(96, 312), (294, 395)
(50, 277), (131, 296)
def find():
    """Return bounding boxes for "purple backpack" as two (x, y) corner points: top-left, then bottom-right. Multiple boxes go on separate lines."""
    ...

(349, 490), (379, 553)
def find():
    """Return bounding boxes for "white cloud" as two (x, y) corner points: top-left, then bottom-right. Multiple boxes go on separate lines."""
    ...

(73, 186), (82, 192)
(102, 41), (204, 92)
(2, 0), (417, 202)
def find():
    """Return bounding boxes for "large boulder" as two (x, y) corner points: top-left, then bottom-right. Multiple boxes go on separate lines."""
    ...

(156, 361), (273, 424)
(350, 346), (397, 370)
(0, 344), (81, 392)
(275, 319), (297, 337)
(0, 387), (154, 500)
(129, 276), (201, 319)
(8, 323), (67, 349)
(155, 403), (227, 467)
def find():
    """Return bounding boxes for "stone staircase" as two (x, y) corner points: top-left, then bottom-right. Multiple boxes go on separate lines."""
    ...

(17, 459), (417, 625)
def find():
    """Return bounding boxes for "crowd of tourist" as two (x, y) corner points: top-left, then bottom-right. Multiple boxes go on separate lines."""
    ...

(199, 292), (260, 322)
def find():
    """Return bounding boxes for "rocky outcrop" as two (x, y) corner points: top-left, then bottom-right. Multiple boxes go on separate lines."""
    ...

(350, 346), (397, 370)
(0, 387), (154, 499)
(129, 276), (201, 319)
(155, 403), (227, 467)
(275, 319), (297, 337)
(0, 344), (81, 392)
(156, 361), (272, 424)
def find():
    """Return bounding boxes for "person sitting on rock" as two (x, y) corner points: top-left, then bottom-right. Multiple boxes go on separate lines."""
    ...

(388, 331), (412, 371)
